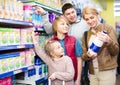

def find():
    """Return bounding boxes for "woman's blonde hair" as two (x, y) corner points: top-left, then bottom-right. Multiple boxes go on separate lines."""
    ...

(82, 6), (99, 19)
(52, 16), (69, 35)
(44, 40), (58, 58)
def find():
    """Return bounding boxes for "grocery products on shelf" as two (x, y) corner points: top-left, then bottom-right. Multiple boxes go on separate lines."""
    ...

(0, 0), (62, 85)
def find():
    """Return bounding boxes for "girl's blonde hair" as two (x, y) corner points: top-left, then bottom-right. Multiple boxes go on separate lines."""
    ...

(82, 6), (99, 19)
(52, 16), (69, 35)
(44, 40), (58, 58)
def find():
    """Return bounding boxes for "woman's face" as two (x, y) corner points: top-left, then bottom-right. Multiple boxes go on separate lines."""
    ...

(84, 13), (98, 28)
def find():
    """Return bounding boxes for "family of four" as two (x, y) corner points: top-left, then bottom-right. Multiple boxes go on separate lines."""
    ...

(32, 3), (119, 85)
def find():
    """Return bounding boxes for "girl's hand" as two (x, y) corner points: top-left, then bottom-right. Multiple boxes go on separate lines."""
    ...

(49, 73), (56, 80)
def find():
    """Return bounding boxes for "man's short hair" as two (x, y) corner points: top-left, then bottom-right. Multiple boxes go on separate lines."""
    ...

(62, 3), (75, 14)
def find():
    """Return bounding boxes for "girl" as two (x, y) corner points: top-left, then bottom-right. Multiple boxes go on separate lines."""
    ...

(81, 6), (119, 85)
(51, 16), (83, 85)
(32, 32), (75, 85)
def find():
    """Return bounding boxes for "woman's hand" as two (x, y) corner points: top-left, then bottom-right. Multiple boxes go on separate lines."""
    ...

(87, 50), (97, 59)
(97, 32), (112, 45)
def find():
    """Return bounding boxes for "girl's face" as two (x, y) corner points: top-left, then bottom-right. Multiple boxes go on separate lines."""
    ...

(64, 8), (77, 23)
(57, 19), (69, 34)
(84, 13), (98, 28)
(51, 41), (64, 58)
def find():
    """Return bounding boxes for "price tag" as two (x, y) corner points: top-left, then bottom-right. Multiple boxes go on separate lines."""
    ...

(14, 69), (22, 74)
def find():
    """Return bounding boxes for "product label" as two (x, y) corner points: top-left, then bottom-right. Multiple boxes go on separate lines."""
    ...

(89, 43), (101, 53)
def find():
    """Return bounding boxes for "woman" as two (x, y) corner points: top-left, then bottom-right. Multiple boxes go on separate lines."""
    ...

(81, 6), (119, 85)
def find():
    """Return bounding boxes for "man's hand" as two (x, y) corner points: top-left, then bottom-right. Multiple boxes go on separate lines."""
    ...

(35, 6), (46, 15)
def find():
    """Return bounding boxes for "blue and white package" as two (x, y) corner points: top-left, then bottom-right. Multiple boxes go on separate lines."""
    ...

(88, 30), (107, 55)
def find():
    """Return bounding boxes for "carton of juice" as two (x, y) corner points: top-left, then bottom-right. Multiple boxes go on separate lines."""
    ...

(1, 58), (9, 73)
(15, 56), (21, 69)
(8, 57), (15, 71)
(25, 49), (32, 66)
(1, 29), (9, 46)
(20, 29), (27, 44)
(20, 51), (26, 67)
(14, 29), (20, 45)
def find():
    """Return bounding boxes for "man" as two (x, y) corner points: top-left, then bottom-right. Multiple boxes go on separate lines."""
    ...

(61, 3), (89, 43)
(35, 3), (89, 85)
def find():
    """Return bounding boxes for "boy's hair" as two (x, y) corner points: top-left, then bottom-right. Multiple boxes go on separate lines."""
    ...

(62, 3), (75, 14)
(44, 40), (58, 58)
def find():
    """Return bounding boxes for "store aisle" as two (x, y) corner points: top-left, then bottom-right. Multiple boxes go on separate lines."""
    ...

(116, 75), (120, 85)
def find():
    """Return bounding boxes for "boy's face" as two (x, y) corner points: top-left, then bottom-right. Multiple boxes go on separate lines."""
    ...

(51, 41), (64, 58)
(63, 8), (77, 23)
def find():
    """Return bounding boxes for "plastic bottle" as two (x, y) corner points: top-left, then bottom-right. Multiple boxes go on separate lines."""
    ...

(88, 30), (107, 55)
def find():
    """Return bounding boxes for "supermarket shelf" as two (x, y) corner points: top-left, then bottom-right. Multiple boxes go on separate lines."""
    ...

(34, 30), (46, 33)
(24, 44), (34, 48)
(14, 76), (48, 85)
(0, 65), (35, 79)
(0, 18), (34, 28)
(35, 2), (62, 15)
(0, 44), (34, 51)
(23, 1), (62, 15)
(0, 52), (20, 59)
(36, 76), (48, 84)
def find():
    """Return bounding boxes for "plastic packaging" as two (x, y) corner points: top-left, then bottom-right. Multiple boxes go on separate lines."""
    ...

(49, 13), (56, 23)
(88, 30), (107, 55)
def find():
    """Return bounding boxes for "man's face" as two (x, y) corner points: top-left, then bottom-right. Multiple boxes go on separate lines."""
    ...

(63, 8), (77, 23)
